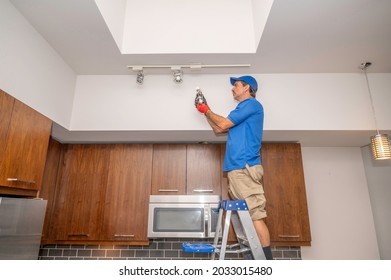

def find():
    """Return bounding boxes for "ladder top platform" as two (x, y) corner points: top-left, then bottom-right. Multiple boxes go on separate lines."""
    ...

(220, 200), (248, 211)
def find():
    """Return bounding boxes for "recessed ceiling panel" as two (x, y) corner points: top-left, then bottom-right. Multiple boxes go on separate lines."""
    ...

(95, 0), (273, 54)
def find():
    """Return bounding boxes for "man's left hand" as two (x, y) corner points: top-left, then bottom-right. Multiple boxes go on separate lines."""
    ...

(197, 104), (210, 114)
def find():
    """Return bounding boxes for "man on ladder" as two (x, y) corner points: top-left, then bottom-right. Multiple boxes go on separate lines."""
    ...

(195, 75), (273, 260)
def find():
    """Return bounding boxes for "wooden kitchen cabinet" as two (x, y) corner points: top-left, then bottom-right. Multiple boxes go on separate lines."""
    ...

(220, 143), (311, 246)
(151, 144), (187, 195)
(262, 143), (311, 246)
(151, 143), (222, 195)
(0, 89), (52, 197)
(49, 144), (110, 242)
(101, 144), (153, 244)
(43, 143), (154, 245)
(41, 141), (311, 247)
(186, 144), (222, 195)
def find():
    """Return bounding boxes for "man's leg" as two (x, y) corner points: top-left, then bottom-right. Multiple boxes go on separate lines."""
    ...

(253, 219), (270, 246)
(253, 219), (273, 260)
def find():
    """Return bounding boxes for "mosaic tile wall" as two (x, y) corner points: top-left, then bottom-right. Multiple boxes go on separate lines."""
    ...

(39, 239), (301, 260)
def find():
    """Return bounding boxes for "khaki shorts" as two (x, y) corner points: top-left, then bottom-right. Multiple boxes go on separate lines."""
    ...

(227, 164), (267, 221)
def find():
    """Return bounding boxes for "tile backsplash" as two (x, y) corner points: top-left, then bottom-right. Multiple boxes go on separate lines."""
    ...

(39, 238), (301, 260)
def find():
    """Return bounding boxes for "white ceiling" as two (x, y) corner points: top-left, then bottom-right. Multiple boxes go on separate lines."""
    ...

(8, 0), (391, 146)
(10, 0), (391, 75)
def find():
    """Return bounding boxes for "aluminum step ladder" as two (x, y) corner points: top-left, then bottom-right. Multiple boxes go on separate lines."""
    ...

(182, 200), (266, 260)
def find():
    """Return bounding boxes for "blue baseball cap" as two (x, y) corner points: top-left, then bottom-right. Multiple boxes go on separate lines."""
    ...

(230, 75), (258, 93)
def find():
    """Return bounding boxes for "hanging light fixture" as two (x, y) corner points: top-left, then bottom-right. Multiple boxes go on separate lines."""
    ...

(360, 62), (391, 160)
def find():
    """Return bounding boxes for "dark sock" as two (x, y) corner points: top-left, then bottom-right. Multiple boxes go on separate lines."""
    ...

(262, 246), (273, 260)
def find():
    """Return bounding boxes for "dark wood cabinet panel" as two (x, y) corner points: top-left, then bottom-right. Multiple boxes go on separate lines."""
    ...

(0, 90), (14, 161)
(101, 144), (153, 243)
(220, 144), (229, 199)
(50, 144), (110, 242)
(39, 138), (63, 243)
(0, 90), (52, 196)
(186, 144), (222, 195)
(262, 143), (311, 246)
(151, 144), (186, 195)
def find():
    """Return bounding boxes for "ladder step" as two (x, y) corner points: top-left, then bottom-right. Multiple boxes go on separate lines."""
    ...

(182, 243), (215, 253)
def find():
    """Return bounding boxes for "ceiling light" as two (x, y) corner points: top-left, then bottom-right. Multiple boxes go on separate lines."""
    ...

(131, 67), (144, 85)
(360, 62), (391, 160)
(172, 67), (183, 84)
(136, 70), (144, 85)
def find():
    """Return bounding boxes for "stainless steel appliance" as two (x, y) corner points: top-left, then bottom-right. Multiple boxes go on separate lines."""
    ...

(0, 197), (47, 260)
(148, 195), (221, 238)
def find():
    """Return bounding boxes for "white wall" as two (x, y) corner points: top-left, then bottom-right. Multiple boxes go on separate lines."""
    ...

(361, 145), (391, 259)
(71, 73), (391, 132)
(301, 147), (380, 260)
(0, 0), (76, 128)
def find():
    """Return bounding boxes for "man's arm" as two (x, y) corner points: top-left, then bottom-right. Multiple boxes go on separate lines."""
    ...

(204, 109), (235, 134)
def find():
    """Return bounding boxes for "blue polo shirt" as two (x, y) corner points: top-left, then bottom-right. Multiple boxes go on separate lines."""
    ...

(223, 98), (264, 172)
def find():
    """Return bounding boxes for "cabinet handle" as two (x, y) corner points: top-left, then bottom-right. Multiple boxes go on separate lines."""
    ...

(113, 234), (135, 238)
(278, 234), (300, 238)
(158, 189), (179, 192)
(67, 234), (89, 237)
(193, 189), (214, 193)
(7, 178), (36, 184)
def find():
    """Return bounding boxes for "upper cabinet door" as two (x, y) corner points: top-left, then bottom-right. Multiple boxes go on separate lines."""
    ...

(0, 90), (15, 161)
(262, 143), (311, 246)
(186, 144), (222, 195)
(0, 93), (52, 193)
(51, 144), (110, 242)
(151, 144), (187, 195)
(101, 144), (153, 243)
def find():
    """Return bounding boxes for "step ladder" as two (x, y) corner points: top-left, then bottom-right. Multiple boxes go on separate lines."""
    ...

(182, 200), (266, 260)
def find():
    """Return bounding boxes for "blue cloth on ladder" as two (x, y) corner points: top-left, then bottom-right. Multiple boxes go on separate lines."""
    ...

(182, 243), (215, 253)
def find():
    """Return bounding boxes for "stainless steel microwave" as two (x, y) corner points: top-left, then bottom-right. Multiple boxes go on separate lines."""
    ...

(147, 195), (221, 238)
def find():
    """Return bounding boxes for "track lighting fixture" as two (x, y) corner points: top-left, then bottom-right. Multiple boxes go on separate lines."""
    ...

(128, 63), (250, 84)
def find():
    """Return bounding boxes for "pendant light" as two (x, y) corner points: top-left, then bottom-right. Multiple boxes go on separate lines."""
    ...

(360, 62), (391, 160)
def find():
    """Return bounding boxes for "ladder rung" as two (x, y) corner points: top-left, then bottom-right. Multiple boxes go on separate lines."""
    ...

(214, 247), (252, 255)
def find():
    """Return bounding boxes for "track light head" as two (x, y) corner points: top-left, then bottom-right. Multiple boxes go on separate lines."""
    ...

(172, 68), (183, 84)
(136, 70), (144, 85)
